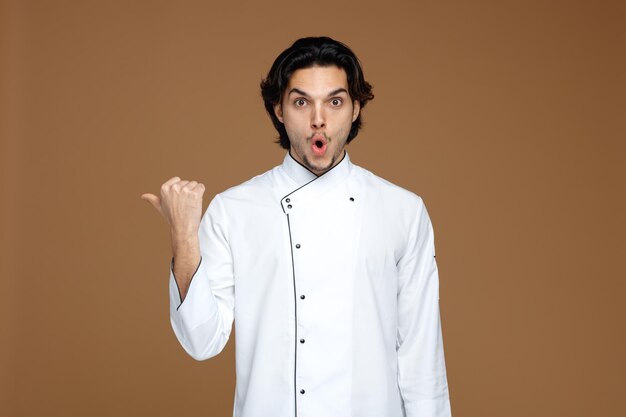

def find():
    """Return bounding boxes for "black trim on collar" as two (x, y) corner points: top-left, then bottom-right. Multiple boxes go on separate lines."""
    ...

(280, 150), (348, 214)
(287, 149), (346, 178)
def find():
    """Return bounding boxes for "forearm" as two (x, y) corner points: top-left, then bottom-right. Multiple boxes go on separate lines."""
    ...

(171, 230), (201, 301)
(168, 196), (235, 360)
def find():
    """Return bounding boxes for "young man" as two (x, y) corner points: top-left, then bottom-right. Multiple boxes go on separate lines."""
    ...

(142, 37), (452, 417)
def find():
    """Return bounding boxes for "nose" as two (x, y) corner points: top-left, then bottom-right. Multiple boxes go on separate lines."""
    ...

(311, 104), (326, 129)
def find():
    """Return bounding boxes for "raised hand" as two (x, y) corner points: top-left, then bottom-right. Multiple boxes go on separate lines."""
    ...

(141, 176), (205, 238)
(142, 176), (205, 301)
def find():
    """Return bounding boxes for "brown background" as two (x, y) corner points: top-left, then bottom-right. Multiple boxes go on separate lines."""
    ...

(1, 0), (624, 416)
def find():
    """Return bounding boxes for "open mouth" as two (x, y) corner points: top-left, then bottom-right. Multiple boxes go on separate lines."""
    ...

(311, 134), (328, 156)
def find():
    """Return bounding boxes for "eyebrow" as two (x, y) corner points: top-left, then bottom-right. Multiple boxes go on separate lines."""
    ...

(288, 87), (348, 98)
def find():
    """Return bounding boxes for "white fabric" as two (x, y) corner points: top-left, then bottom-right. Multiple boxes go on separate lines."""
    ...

(169, 151), (452, 417)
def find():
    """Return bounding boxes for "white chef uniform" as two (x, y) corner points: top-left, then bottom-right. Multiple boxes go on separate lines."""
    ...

(169, 151), (452, 417)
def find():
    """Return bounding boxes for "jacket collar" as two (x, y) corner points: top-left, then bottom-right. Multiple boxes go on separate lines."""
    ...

(279, 150), (353, 213)
(281, 151), (318, 186)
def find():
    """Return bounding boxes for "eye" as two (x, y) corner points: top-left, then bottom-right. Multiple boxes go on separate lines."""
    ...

(294, 98), (307, 107)
(330, 98), (343, 106)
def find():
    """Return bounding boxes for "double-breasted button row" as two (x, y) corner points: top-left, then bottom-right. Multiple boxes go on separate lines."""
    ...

(284, 195), (355, 212)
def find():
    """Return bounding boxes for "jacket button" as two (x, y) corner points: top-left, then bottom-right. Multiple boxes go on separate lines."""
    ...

(300, 389), (305, 394)
(300, 295), (305, 300)
(286, 198), (290, 203)
(287, 204), (292, 209)
(295, 244), (301, 249)
(300, 339), (305, 343)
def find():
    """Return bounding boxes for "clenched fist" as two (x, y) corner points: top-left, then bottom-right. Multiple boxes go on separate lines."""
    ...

(141, 176), (205, 238)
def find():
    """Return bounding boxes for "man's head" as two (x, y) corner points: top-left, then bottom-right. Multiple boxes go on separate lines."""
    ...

(261, 37), (374, 175)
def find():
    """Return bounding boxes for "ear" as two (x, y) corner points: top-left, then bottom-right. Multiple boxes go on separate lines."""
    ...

(274, 102), (284, 123)
(352, 100), (361, 122)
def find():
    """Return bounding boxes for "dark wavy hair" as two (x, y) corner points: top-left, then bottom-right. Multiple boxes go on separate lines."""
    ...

(260, 36), (375, 149)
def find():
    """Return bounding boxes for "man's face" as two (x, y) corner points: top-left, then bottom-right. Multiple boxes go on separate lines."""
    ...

(274, 65), (360, 176)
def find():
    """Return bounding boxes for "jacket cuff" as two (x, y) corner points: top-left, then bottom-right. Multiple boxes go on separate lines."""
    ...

(169, 256), (203, 311)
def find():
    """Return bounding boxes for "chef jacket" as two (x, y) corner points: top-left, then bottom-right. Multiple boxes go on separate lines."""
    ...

(169, 151), (452, 417)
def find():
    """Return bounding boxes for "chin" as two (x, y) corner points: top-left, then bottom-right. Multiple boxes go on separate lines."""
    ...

(304, 158), (330, 174)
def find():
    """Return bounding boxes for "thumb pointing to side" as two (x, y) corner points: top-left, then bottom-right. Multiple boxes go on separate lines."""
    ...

(141, 193), (163, 216)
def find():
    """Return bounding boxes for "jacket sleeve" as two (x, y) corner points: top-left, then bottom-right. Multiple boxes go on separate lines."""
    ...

(396, 198), (452, 416)
(168, 193), (235, 361)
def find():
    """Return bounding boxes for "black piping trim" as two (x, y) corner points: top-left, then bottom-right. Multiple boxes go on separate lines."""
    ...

(280, 150), (348, 415)
(172, 256), (203, 311)
(288, 149), (346, 177)
(281, 177), (317, 214)
(286, 213), (299, 417)
(280, 150), (347, 214)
